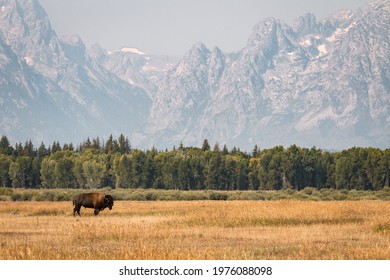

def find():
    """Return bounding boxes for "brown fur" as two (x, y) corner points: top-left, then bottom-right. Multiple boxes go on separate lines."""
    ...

(73, 192), (114, 216)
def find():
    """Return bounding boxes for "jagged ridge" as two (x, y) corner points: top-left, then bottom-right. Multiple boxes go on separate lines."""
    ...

(0, 0), (389, 150)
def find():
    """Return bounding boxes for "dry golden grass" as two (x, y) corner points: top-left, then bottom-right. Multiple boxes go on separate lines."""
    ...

(0, 200), (389, 260)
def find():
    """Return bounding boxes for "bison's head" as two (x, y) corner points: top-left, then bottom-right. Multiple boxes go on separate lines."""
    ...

(104, 195), (114, 210)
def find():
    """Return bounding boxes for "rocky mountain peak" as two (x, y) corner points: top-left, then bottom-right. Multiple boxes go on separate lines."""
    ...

(0, 0), (388, 150)
(0, 0), (153, 145)
(143, 0), (389, 149)
(0, 0), (56, 51)
(59, 34), (86, 64)
(293, 13), (319, 36)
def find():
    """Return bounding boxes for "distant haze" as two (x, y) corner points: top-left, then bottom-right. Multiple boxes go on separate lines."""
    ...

(39, 0), (369, 55)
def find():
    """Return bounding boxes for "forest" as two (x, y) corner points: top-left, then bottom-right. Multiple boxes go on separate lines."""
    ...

(0, 135), (389, 191)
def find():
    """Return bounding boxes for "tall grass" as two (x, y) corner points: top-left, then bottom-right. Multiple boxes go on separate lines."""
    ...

(0, 200), (389, 260)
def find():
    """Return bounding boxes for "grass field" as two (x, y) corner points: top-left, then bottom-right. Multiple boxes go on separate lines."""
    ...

(0, 200), (390, 260)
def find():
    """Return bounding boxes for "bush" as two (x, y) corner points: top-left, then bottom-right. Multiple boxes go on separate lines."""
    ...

(377, 187), (390, 200)
(21, 192), (34, 201)
(41, 191), (55, 201)
(209, 192), (228, 200)
(302, 187), (317, 195)
(4, 187), (390, 202)
(145, 192), (157, 201)
(0, 188), (13, 196)
(10, 193), (22, 201)
(53, 191), (73, 201)
(35, 193), (46, 201)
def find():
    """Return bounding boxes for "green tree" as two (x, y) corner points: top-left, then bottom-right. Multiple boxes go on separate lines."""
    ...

(268, 152), (285, 190)
(143, 154), (155, 188)
(248, 158), (260, 190)
(55, 158), (75, 188)
(9, 157), (32, 188)
(9, 162), (22, 188)
(73, 158), (86, 188)
(384, 149), (390, 188)
(177, 158), (192, 190)
(221, 155), (236, 190)
(51, 141), (62, 154)
(205, 152), (222, 189)
(37, 142), (49, 158)
(252, 144), (260, 157)
(105, 134), (119, 154)
(114, 154), (132, 188)
(285, 145), (304, 190)
(201, 139), (211, 152)
(40, 158), (56, 188)
(0, 155), (12, 187)
(257, 146), (284, 190)
(130, 150), (147, 188)
(366, 148), (385, 190)
(14, 142), (23, 157)
(101, 154), (116, 188)
(82, 160), (105, 188)
(31, 157), (41, 188)
(118, 134), (131, 154)
(23, 140), (35, 157)
(236, 158), (249, 190)
(92, 137), (101, 150)
(0, 136), (14, 155)
(322, 151), (335, 188)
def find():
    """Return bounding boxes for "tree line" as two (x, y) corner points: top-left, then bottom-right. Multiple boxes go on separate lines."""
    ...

(0, 135), (389, 191)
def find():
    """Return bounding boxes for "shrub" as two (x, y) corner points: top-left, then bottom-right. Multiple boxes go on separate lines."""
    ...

(145, 192), (157, 201)
(22, 192), (34, 201)
(10, 193), (22, 201)
(4, 187), (390, 202)
(302, 187), (317, 195)
(377, 187), (390, 200)
(0, 188), (13, 196)
(209, 192), (228, 200)
(41, 191), (55, 201)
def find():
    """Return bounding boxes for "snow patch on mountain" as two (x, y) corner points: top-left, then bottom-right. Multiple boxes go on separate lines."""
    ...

(120, 47), (145, 55)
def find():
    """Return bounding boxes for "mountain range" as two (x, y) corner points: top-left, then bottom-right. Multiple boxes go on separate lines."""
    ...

(0, 0), (389, 150)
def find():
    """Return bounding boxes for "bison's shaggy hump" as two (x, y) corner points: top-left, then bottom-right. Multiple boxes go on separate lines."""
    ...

(73, 192), (114, 216)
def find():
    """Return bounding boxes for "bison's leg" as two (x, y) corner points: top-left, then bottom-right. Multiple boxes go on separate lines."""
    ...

(74, 205), (81, 217)
(94, 209), (100, 215)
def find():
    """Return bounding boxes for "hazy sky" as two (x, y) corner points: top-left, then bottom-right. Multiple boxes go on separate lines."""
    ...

(39, 0), (369, 55)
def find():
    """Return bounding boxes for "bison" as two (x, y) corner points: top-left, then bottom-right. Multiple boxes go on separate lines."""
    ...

(73, 192), (114, 216)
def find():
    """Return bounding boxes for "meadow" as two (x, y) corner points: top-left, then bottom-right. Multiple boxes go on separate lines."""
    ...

(1, 199), (390, 260)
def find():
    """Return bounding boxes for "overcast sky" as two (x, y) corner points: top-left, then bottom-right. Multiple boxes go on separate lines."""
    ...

(39, 0), (369, 55)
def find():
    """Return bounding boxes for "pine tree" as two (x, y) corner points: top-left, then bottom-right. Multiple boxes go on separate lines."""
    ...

(201, 139), (210, 151)
(92, 137), (101, 150)
(0, 154), (11, 187)
(85, 138), (92, 149)
(118, 134), (131, 154)
(37, 142), (48, 158)
(222, 144), (229, 155)
(105, 134), (114, 154)
(14, 143), (23, 157)
(0, 136), (14, 155)
(51, 141), (61, 154)
(23, 140), (35, 157)
(252, 144), (260, 157)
